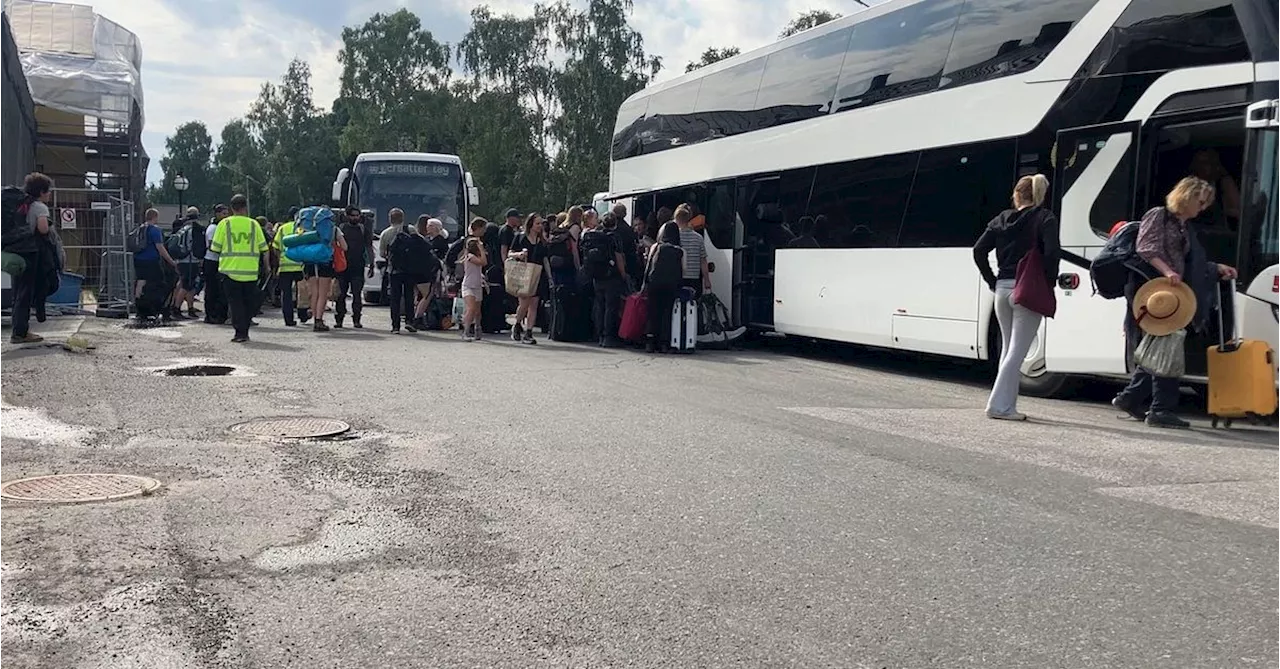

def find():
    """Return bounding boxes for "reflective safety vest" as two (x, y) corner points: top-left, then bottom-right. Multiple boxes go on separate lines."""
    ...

(272, 220), (303, 273)
(211, 214), (265, 282)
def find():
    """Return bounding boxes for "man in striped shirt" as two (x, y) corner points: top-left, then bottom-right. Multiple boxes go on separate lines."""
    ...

(675, 204), (710, 297)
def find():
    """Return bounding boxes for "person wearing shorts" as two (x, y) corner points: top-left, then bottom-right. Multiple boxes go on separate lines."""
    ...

(303, 261), (338, 332)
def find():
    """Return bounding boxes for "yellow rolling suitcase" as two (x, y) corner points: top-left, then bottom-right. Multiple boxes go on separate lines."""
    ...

(1206, 281), (1278, 428)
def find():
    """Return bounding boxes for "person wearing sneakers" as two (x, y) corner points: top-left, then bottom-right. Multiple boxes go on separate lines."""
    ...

(972, 174), (1060, 421)
(7, 172), (54, 344)
(1112, 176), (1237, 429)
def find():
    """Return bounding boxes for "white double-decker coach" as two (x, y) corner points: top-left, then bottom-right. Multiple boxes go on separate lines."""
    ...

(607, 0), (1278, 396)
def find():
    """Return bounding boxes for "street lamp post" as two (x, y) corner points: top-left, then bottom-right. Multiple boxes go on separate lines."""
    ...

(173, 173), (190, 218)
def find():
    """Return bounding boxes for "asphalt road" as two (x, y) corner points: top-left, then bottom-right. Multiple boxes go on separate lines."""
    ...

(2, 306), (1276, 668)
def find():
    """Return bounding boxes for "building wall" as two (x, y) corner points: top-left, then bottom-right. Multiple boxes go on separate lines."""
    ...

(2, 12), (37, 187)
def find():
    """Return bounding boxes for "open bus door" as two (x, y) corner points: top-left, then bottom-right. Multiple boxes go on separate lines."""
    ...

(1041, 121), (1141, 382)
(1236, 99), (1280, 356)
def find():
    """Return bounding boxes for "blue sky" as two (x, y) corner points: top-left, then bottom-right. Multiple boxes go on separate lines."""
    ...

(76, 0), (862, 186)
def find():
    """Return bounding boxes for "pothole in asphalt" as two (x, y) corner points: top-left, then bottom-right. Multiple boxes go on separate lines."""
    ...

(156, 364), (236, 377)
(230, 417), (351, 440)
(0, 473), (161, 504)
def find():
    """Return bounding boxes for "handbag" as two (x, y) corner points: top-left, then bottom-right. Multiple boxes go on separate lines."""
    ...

(1012, 212), (1057, 318)
(332, 241), (347, 273)
(504, 259), (542, 297)
(1134, 329), (1187, 377)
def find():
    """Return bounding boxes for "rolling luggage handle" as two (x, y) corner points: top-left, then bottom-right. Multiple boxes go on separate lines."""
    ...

(1215, 278), (1237, 354)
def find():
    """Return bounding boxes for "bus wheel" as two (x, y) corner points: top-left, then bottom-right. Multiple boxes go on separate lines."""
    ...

(1019, 371), (1075, 398)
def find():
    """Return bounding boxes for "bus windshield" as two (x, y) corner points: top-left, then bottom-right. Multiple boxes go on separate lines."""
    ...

(354, 161), (464, 237)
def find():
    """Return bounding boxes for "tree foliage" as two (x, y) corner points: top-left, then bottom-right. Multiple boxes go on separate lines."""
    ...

(154, 121), (217, 211)
(152, 1), (663, 220)
(686, 46), (741, 73)
(779, 9), (843, 38)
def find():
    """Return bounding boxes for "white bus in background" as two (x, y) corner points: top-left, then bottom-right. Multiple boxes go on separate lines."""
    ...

(332, 152), (480, 304)
(607, 0), (1278, 396)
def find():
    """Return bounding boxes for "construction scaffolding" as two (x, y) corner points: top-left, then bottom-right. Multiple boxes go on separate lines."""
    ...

(4, 0), (147, 210)
(1, 11), (36, 186)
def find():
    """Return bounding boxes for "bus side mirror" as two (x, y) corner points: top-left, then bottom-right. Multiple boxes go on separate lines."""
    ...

(331, 168), (350, 206)
(465, 171), (479, 207)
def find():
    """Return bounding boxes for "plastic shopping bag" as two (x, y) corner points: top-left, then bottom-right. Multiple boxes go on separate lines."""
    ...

(1134, 329), (1187, 378)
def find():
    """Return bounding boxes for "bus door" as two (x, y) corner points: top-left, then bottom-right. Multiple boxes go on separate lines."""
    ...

(1236, 99), (1279, 355)
(1045, 121), (1141, 375)
(702, 180), (741, 326)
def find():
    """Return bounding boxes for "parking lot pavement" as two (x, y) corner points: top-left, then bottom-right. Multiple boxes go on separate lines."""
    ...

(2, 306), (1275, 667)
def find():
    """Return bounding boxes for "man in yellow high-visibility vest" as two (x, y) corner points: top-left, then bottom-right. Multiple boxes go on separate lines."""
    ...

(272, 206), (309, 326)
(210, 194), (267, 343)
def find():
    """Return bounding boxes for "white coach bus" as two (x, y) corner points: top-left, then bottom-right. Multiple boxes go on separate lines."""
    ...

(332, 152), (480, 303)
(608, 0), (1278, 396)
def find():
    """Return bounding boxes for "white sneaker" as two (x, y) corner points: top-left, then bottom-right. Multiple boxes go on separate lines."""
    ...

(986, 410), (1028, 421)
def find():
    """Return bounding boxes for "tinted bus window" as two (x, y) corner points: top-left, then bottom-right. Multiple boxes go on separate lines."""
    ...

(612, 96), (650, 160)
(898, 140), (1017, 247)
(755, 27), (851, 116)
(834, 0), (963, 112)
(1099, 0), (1248, 76)
(694, 58), (766, 112)
(808, 153), (918, 248)
(940, 0), (1098, 89)
(646, 80), (702, 117)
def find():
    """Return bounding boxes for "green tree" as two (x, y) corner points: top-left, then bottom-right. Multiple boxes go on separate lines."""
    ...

(779, 9), (843, 38)
(549, 0), (661, 206)
(247, 59), (341, 217)
(456, 5), (559, 216)
(213, 119), (267, 214)
(686, 46), (741, 73)
(337, 9), (454, 156)
(155, 121), (216, 210)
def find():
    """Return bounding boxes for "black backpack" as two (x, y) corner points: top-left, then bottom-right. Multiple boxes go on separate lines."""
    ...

(2, 186), (36, 252)
(547, 229), (574, 269)
(390, 231), (415, 273)
(1089, 220), (1151, 299)
(645, 243), (683, 291)
(579, 229), (613, 280)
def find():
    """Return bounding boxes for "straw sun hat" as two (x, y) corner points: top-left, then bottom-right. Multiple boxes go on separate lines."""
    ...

(1132, 277), (1197, 336)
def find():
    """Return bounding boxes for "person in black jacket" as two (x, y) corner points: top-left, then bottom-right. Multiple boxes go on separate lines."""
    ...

(386, 210), (437, 334)
(972, 173), (1060, 421)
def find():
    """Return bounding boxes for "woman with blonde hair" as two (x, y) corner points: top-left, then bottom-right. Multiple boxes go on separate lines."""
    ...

(1111, 176), (1238, 429)
(973, 173), (1060, 420)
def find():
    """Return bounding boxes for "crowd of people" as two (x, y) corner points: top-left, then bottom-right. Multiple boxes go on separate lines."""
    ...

(118, 194), (713, 352)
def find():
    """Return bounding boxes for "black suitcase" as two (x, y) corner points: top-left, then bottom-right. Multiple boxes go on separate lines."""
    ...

(549, 284), (590, 342)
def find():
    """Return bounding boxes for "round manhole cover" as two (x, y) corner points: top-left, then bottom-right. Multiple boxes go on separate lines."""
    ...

(231, 417), (350, 440)
(1, 473), (161, 504)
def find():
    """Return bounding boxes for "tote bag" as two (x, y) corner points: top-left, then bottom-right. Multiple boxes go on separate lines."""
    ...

(1013, 213), (1057, 318)
(504, 259), (543, 297)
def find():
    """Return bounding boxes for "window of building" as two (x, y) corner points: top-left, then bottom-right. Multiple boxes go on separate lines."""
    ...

(1099, 0), (1248, 76)
(808, 153), (919, 248)
(940, 0), (1098, 89)
(834, 0), (963, 112)
(898, 139), (1017, 247)
(755, 27), (852, 116)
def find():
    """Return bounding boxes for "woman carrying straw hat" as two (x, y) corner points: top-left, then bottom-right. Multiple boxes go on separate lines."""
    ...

(1112, 176), (1238, 429)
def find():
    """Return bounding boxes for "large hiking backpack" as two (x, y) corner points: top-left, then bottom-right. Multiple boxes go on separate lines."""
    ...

(697, 293), (746, 348)
(166, 224), (193, 260)
(1, 186), (36, 252)
(1089, 221), (1146, 299)
(296, 206), (336, 242)
(645, 243), (683, 291)
(579, 229), (613, 280)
